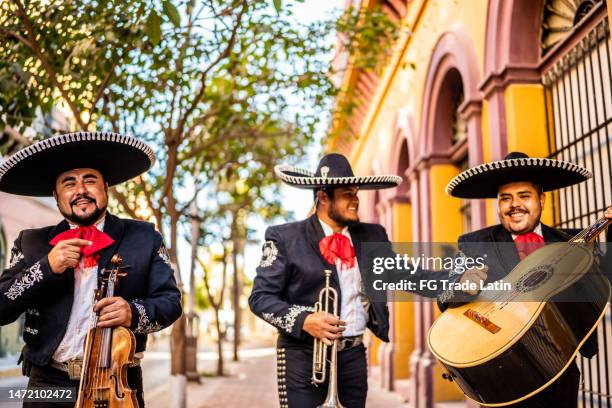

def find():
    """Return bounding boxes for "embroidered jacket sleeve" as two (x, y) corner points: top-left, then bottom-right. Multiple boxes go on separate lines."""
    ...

(248, 227), (314, 340)
(0, 232), (71, 325)
(128, 231), (182, 334)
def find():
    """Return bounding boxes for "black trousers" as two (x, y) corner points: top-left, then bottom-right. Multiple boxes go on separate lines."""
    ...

(22, 363), (144, 408)
(277, 343), (368, 408)
(505, 361), (581, 408)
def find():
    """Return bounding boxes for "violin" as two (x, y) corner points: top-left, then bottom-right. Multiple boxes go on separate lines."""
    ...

(76, 254), (138, 408)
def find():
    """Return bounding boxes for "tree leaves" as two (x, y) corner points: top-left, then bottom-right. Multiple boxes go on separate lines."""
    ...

(145, 10), (162, 46)
(162, 1), (181, 27)
(273, 0), (282, 13)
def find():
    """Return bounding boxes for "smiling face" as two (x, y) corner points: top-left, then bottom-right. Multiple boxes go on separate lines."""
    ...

(317, 186), (360, 229)
(53, 168), (108, 226)
(497, 181), (545, 235)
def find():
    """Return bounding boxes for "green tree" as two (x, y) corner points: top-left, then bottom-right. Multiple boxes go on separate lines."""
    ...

(0, 0), (400, 392)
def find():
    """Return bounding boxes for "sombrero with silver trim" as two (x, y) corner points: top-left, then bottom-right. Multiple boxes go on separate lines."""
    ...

(0, 131), (155, 197)
(275, 153), (402, 190)
(446, 151), (591, 199)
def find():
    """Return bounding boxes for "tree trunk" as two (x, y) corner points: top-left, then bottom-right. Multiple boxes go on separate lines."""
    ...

(167, 198), (186, 408)
(214, 308), (224, 376)
(231, 218), (241, 362)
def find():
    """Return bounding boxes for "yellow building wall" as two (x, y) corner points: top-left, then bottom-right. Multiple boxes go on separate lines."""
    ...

(429, 165), (465, 401)
(370, 336), (382, 365)
(430, 165), (464, 243)
(391, 201), (414, 379)
(504, 84), (554, 226)
(349, 0), (489, 178)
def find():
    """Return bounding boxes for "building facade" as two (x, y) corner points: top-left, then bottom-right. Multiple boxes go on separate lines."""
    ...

(331, 0), (612, 406)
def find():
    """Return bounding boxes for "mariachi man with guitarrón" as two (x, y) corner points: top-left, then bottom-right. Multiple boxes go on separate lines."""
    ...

(0, 132), (182, 408)
(436, 152), (612, 408)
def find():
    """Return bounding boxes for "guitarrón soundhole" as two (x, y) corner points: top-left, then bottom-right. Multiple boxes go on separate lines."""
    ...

(516, 264), (553, 292)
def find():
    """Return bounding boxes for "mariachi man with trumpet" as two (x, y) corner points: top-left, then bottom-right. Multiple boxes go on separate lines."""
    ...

(0, 132), (182, 407)
(436, 152), (612, 408)
(249, 153), (438, 408)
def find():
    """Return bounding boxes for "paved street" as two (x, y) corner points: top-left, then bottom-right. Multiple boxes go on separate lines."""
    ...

(145, 347), (411, 408)
(0, 338), (465, 407)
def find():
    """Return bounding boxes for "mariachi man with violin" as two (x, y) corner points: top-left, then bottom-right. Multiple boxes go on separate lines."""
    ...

(0, 132), (182, 407)
(437, 152), (612, 408)
(249, 153), (438, 408)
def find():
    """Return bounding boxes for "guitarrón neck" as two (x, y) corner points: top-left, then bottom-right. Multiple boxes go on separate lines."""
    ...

(569, 217), (612, 243)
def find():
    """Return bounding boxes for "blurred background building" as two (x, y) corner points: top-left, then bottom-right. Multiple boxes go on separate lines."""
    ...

(329, 0), (612, 406)
(0, 194), (60, 358)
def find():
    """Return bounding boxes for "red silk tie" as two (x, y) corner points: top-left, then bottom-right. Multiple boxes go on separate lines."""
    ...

(49, 226), (115, 268)
(319, 233), (356, 269)
(514, 232), (545, 260)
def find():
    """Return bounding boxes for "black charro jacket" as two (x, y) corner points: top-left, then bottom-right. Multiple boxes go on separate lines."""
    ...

(249, 214), (437, 345)
(0, 213), (182, 367)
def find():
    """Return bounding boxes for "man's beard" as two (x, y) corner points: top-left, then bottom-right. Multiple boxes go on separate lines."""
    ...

(60, 196), (106, 226)
(328, 202), (359, 227)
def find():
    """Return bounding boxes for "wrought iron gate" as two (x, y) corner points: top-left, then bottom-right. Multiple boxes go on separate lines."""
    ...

(543, 14), (612, 408)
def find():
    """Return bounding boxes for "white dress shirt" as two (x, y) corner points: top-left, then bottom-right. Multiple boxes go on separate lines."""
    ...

(52, 218), (104, 363)
(319, 218), (368, 337)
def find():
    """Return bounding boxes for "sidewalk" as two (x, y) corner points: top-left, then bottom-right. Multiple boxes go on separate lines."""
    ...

(145, 348), (410, 408)
(0, 355), (21, 379)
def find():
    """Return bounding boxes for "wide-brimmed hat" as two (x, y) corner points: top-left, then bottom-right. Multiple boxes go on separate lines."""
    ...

(446, 152), (591, 199)
(275, 153), (402, 190)
(0, 131), (155, 197)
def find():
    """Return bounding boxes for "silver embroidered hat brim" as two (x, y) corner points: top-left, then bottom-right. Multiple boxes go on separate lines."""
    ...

(0, 132), (155, 197)
(446, 157), (592, 199)
(274, 165), (402, 190)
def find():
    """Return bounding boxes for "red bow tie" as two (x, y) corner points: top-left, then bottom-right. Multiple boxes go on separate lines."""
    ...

(49, 225), (115, 268)
(319, 233), (355, 270)
(514, 232), (544, 260)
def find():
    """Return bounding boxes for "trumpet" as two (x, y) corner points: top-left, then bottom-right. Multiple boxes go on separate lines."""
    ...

(312, 270), (344, 408)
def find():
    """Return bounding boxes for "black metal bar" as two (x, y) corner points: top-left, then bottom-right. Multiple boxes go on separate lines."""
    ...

(555, 70), (572, 227)
(566, 48), (587, 229)
(561, 65), (578, 227)
(577, 42), (598, 219)
(602, 24), (612, 216)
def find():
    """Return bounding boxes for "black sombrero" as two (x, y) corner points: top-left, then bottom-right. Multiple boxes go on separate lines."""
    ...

(275, 153), (402, 190)
(0, 131), (155, 197)
(446, 152), (591, 199)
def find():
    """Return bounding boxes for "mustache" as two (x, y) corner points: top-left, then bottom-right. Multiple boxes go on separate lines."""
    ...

(506, 208), (528, 216)
(71, 195), (96, 206)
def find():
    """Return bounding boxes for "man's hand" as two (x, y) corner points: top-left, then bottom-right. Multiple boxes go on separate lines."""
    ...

(605, 206), (612, 220)
(302, 312), (346, 346)
(48, 238), (91, 274)
(459, 265), (489, 295)
(95, 297), (132, 328)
